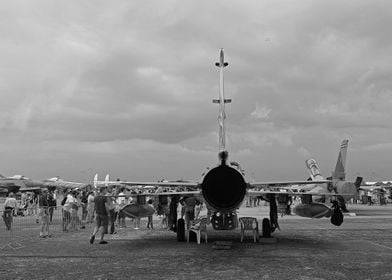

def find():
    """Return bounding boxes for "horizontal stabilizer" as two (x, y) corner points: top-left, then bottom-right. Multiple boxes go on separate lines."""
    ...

(213, 99), (232, 104)
(215, 62), (229, 67)
(247, 190), (355, 197)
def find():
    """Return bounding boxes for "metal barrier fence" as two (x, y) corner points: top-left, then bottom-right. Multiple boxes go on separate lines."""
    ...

(0, 206), (91, 249)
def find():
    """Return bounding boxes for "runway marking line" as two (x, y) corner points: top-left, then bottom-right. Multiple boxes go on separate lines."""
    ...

(366, 240), (392, 251)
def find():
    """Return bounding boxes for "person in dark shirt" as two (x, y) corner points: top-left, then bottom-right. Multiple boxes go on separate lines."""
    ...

(39, 188), (51, 238)
(47, 190), (57, 224)
(89, 187), (109, 244)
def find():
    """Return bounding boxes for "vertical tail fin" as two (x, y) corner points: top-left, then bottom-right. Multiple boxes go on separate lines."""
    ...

(214, 48), (231, 164)
(354, 176), (363, 190)
(333, 139), (348, 180)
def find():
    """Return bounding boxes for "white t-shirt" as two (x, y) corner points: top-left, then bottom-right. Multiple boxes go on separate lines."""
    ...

(87, 194), (95, 204)
(4, 197), (18, 209)
(117, 192), (126, 205)
(63, 194), (75, 212)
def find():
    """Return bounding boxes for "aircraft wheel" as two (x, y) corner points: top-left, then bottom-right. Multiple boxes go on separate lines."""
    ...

(262, 218), (272, 238)
(176, 218), (185, 242)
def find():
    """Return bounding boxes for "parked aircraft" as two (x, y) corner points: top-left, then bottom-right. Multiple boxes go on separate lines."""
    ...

(0, 174), (88, 193)
(296, 140), (362, 213)
(95, 49), (347, 241)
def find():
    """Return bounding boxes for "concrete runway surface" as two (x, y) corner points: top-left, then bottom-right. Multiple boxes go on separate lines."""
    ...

(0, 204), (391, 280)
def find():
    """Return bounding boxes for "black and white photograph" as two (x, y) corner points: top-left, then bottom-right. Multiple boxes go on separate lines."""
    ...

(1, 1), (392, 279)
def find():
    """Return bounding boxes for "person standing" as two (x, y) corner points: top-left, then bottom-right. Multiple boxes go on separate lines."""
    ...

(107, 189), (117, 235)
(87, 191), (95, 223)
(117, 187), (127, 228)
(146, 199), (155, 229)
(67, 191), (78, 231)
(62, 190), (72, 232)
(89, 187), (110, 244)
(80, 191), (88, 229)
(181, 196), (201, 229)
(3, 192), (17, 230)
(38, 188), (51, 238)
(47, 190), (57, 224)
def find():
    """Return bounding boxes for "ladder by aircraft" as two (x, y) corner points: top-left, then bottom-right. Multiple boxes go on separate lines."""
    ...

(95, 49), (352, 240)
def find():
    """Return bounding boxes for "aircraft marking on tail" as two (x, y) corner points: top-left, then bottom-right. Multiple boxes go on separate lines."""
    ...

(334, 139), (348, 180)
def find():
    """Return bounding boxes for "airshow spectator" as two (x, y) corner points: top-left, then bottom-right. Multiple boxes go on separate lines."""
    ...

(62, 190), (72, 231)
(3, 192), (18, 230)
(87, 191), (95, 223)
(90, 187), (110, 244)
(146, 199), (155, 229)
(38, 188), (51, 238)
(107, 188), (117, 234)
(181, 196), (202, 229)
(80, 190), (88, 228)
(117, 187), (127, 228)
(47, 190), (57, 224)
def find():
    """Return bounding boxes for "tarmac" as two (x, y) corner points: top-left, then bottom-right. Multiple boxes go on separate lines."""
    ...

(1, 204), (392, 280)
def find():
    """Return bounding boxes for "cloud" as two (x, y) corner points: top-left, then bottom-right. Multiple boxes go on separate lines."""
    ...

(1, 1), (392, 181)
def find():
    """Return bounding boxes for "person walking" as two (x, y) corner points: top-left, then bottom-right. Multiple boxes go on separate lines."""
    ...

(3, 192), (17, 230)
(89, 187), (110, 244)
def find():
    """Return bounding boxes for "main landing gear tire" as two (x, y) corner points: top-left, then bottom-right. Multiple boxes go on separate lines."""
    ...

(176, 218), (185, 242)
(262, 218), (272, 238)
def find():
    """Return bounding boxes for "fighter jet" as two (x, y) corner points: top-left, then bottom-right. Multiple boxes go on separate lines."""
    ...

(95, 49), (347, 241)
(0, 174), (89, 193)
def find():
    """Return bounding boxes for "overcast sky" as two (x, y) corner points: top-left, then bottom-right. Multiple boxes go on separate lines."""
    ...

(1, 0), (392, 183)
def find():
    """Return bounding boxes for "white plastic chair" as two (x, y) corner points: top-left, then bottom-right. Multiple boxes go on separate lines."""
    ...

(187, 217), (208, 244)
(239, 217), (259, 243)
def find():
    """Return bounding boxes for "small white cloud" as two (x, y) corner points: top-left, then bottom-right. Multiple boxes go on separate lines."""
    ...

(297, 146), (311, 158)
(250, 103), (271, 120)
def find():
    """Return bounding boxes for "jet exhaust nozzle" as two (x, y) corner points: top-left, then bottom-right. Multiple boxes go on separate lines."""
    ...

(201, 165), (247, 212)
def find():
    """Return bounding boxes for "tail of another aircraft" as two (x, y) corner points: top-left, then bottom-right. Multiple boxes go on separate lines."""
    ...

(306, 139), (349, 182)
(333, 139), (348, 180)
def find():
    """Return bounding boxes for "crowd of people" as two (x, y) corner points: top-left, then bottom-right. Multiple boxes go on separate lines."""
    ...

(2, 184), (205, 244)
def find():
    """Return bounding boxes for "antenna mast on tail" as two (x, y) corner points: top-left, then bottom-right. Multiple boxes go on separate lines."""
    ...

(213, 48), (231, 164)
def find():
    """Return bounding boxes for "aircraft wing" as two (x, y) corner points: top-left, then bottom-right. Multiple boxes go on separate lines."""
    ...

(247, 190), (355, 197)
(95, 180), (199, 190)
(249, 180), (330, 188)
(43, 180), (88, 189)
(106, 191), (201, 198)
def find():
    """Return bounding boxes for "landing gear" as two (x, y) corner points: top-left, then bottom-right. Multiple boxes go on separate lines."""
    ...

(176, 218), (185, 241)
(262, 218), (272, 238)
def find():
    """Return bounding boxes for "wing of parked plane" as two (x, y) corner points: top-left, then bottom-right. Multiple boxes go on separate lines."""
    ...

(43, 177), (89, 189)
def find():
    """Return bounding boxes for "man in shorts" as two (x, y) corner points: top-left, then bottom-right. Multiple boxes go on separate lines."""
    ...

(38, 188), (51, 238)
(89, 187), (110, 244)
